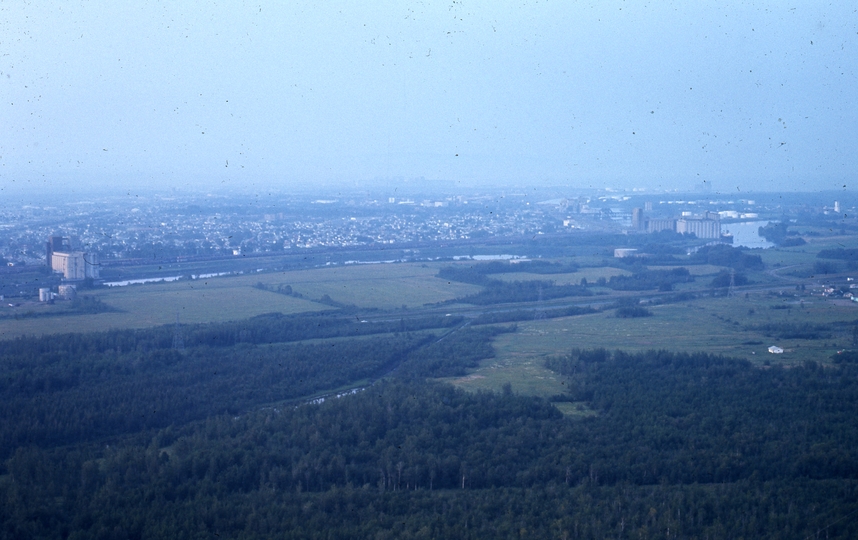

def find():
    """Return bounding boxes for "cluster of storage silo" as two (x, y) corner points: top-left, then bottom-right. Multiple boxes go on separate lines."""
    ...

(38, 284), (77, 303)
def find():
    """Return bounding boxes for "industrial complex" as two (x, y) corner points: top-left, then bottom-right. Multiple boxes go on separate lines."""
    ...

(45, 236), (99, 281)
(630, 209), (724, 239)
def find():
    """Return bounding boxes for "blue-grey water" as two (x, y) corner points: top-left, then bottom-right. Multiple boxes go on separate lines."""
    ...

(723, 220), (774, 249)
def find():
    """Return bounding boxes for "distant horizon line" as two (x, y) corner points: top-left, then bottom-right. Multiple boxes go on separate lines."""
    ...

(1, 178), (854, 203)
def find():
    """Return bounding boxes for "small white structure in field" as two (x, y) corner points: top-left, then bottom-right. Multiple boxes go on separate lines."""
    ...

(614, 248), (638, 258)
(768, 346), (784, 354)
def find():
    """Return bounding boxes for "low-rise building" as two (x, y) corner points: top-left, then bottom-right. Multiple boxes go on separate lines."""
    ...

(614, 248), (639, 258)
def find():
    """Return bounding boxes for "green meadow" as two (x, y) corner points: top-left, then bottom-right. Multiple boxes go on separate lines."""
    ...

(250, 263), (481, 308)
(0, 284), (327, 338)
(0, 263), (479, 339)
(447, 292), (858, 400)
(5, 240), (857, 410)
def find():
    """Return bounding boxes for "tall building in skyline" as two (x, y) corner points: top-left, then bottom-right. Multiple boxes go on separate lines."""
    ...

(45, 236), (70, 268)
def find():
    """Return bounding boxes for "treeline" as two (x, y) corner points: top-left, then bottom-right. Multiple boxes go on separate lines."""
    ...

(254, 282), (356, 308)
(615, 306), (652, 318)
(607, 267), (694, 291)
(437, 261), (579, 289)
(0, 311), (464, 360)
(710, 270), (749, 288)
(437, 260), (579, 286)
(690, 244), (764, 269)
(818, 248), (858, 261)
(186, 312), (464, 348)
(745, 322), (832, 340)
(437, 264), (591, 304)
(608, 244), (764, 271)
(456, 280), (591, 305)
(758, 221), (806, 246)
(471, 305), (597, 325)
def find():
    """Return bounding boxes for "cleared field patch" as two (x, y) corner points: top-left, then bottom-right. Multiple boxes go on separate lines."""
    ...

(753, 235), (858, 268)
(96, 284), (327, 325)
(498, 297), (855, 365)
(797, 235), (858, 251)
(759, 249), (819, 269)
(0, 284), (326, 339)
(252, 263), (481, 309)
(442, 351), (565, 398)
(447, 294), (858, 403)
(551, 402), (598, 417)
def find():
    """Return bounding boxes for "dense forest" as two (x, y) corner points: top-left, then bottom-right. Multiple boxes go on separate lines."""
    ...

(0, 317), (508, 462)
(690, 244), (764, 269)
(757, 221), (806, 247)
(818, 248), (858, 262)
(3, 312), (858, 538)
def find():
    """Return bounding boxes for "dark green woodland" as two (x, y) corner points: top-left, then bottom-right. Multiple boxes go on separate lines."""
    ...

(2, 314), (858, 538)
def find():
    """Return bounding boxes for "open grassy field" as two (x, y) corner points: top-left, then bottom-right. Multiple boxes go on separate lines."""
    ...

(759, 235), (858, 268)
(447, 292), (858, 403)
(249, 263), (481, 309)
(0, 263), (480, 339)
(8, 241), (857, 415)
(759, 247), (823, 268)
(0, 285), (327, 339)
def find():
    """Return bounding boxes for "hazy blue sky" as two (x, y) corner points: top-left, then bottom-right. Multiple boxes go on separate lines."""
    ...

(2, 1), (856, 195)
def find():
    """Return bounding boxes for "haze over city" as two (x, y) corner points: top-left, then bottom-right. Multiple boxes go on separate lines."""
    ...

(8, 4), (858, 536)
(2, 1), (856, 198)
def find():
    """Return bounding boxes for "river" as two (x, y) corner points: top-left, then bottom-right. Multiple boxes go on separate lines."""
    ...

(722, 220), (774, 249)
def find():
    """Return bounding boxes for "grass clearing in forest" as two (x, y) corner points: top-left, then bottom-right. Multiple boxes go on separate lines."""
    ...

(448, 293), (858, 405)
(260, 263), (481, 309)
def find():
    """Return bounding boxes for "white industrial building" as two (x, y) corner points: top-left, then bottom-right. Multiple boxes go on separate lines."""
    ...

(676, 217), (721, 239)
(51, 251), (99, 280)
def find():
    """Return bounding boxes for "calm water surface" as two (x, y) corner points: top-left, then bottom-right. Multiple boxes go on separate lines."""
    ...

(723, 220), (774, 249)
